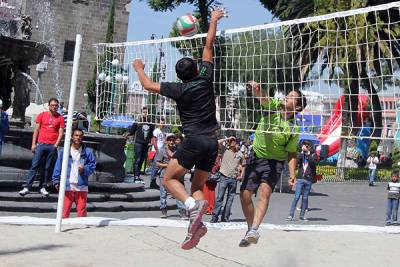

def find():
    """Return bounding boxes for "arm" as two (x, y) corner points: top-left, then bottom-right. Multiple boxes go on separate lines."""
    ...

(82, 150), (97, 176)
(133, 60), (161, 94)
(218, 136), (235, 145)
(151, 136), (158, 152)
(287, 152), (297, 186)
(156, 161), (168, 168)
(31, 123), (40, 152)
(202, 9), (225, 63)
(52, 151), (63, 185)
(54, 127), (64, 147)
(237, 160), (246, 180)
(246, 81), (269, 105)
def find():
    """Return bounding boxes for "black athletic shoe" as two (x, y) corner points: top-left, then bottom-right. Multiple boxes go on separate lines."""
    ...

(150, 181), (160, 190)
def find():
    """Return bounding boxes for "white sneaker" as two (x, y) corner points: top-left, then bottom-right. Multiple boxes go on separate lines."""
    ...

(40, 188), (49, 197)
(19, 188), (30, 196)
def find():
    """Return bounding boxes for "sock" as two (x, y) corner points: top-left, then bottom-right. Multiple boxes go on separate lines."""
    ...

(250, 225), (259, 232)
(184, 197), (196, 210)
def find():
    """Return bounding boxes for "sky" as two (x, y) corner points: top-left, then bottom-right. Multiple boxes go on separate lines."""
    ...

(128, 0), (274, 41)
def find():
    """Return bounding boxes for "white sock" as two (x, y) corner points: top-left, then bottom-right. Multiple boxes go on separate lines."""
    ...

(184, 197), (196, 210)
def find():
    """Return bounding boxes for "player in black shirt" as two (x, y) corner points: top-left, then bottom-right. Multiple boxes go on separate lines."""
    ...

(133, 9), (225, 250)
(125, 106), (154, 184)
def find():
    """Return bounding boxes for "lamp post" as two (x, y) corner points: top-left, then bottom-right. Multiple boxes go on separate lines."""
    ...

(97, 58), (128, 134)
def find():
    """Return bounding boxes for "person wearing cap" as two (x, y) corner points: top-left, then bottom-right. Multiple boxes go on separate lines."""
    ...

(0, 99), (9, 158)
(155, 133), (187, 219)
(286, 140), (316, 221)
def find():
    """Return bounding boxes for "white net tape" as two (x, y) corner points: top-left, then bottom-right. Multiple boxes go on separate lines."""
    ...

(95, 2), (400, 142)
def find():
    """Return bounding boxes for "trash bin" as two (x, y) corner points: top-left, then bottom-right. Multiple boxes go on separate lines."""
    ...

(124, 141), (134, 174)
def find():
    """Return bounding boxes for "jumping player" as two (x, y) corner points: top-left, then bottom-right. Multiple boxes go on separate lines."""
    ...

(132, 9), (225, 250)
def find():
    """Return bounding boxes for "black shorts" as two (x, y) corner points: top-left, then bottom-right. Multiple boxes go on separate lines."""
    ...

(240, 152), (284, 192)
(173, 135), (218, 172)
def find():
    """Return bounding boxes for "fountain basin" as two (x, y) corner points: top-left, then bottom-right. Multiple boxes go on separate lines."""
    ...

(0, 128), (126, 183)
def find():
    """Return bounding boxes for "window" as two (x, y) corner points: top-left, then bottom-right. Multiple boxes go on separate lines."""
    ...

(63, 40), (76, 62)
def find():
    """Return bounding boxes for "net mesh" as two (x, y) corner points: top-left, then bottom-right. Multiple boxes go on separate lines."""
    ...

(95, 2), (400, 141)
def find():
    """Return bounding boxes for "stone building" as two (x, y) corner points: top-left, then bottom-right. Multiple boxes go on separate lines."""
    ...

(10, 0), (131, 111)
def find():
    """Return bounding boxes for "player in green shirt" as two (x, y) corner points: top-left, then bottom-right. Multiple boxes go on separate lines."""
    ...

(239, 81), (307, 247)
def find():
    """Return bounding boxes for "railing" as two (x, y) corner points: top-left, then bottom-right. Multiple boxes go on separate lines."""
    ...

(317, 165), (392, 183)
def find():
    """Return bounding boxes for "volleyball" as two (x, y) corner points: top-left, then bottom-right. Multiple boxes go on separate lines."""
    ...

(177, 14), (199, 37)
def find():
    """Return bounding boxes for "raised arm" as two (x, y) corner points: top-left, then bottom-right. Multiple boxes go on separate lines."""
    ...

(202, 9), (225, 63)
(133, 59), (161, 94)
(246, 81), (269, 105)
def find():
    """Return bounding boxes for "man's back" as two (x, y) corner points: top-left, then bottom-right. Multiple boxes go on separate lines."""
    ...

(160, 61), (218, 136)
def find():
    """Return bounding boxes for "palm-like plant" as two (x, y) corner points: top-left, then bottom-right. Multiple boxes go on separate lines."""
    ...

(261, 0), (400, 171)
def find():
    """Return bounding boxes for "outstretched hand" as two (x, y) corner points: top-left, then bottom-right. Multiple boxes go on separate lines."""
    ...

(210, 8), (225, 22)
(132, 59), (145, 72)
(246, 80), (261, 92)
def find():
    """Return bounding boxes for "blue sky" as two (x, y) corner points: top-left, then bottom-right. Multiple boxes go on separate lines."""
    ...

(128, 1), (274, 41)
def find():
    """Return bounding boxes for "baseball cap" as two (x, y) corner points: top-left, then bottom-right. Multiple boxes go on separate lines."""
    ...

(166, 133), (176, 140)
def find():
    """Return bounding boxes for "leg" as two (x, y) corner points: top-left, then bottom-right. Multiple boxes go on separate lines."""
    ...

(75, 191), (88, 217)
(289, 180), (305, 217)
(393, 199), (399, 223)
(386, 199), (393, 223)
(222, 179), (237, 221)
(133, 143), (144, 177)
(23, 144), (46, 190)
(191, 169), (210, 200)
(163, 159), (190, 202)
(212, 177), (228, 221)
(63, 191), (75, 218)
(159, 177), (167, 210)
(300, 181), (312, 218)
(42, 145), (57, 189)
(252, 183), (273, 227)
(150, 154), (159, 183)
(240, 189), (255, 229)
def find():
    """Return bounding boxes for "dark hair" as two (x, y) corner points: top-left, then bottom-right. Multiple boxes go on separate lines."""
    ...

(72, 127), (84, 136)
(392, 169), (399, 177)
(175, 57), (197, 82)
(292, 89), (307, 112)
(175, 134), (183, 141)
(142, 106), (148, 111)
(48, 97), (59, 105)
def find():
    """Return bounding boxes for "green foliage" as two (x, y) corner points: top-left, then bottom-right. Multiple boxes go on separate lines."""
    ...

(392, 146), (400, 169)
(369, 140), (378, 153)
(144, 0), (211, 32)
(86, 0), (116, 114)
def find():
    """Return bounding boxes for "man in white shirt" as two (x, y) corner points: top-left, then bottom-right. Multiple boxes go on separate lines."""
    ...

(367, 151), (380, 186)
(149, 118), (166, 188)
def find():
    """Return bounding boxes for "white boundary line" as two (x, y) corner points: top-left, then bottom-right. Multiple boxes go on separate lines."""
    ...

(1, 216), (399, 234)
(94, 1), (400, 47)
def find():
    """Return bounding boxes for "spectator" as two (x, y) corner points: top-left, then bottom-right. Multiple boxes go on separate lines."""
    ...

(287, 140), (317, 221)
(203, 152), (222, 215)
(124, 107), (154, 184)
(367, 152), (380, 186)
(211, 136), (245, 223)
(156, 133), (186, 219)
(149, 117), (166, 188)
(52, 128), (96, 218)
(0, 99), (9, 158)
(61, 104), (87, 129)
(19, 98), (65, 197)
(385, 170), (400, 226)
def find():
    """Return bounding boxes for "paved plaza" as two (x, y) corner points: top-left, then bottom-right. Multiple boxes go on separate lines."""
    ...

(0, 181), (398, 267)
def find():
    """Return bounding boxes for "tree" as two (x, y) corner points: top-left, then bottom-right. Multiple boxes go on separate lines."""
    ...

(86, 0), (116, 113)
(143, 0), (220, 32)
(261, 0), (400, 176)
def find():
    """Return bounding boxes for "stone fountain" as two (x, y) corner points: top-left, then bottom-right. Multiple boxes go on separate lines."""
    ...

(0, 2), (126, 183)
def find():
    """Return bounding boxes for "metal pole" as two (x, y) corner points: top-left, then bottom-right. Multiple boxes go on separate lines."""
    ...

(55, 34), (82, 233)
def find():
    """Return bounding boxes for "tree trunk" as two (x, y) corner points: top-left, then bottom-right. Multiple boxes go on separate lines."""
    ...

(337, 62), (359, 180)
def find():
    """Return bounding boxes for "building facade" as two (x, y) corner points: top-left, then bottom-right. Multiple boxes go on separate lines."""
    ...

(15, 0), (131, 111)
